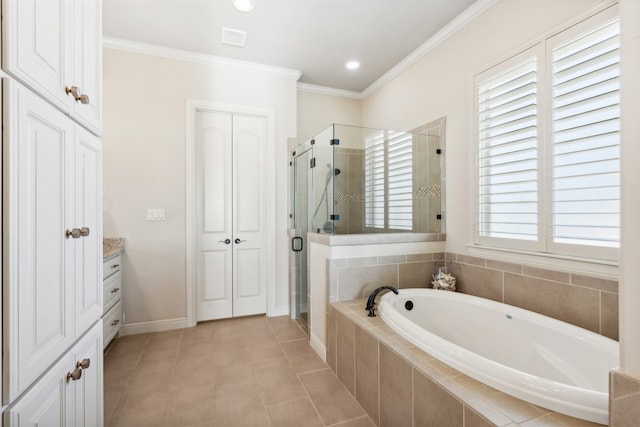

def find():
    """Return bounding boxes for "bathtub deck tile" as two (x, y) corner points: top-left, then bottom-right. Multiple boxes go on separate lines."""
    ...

(330, 300), (607, 427)
(548, 412), (605, 426)
(521, 414), (568, 426)
(484, 392), (547, 424)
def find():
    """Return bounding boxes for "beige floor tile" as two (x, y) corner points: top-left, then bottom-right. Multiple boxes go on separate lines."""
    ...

(112, 390), (169, 419)
(272, 323), (307, 342)
(209, 318), (246, 337)
(169, 361), (215, 391)
(122, 369), (172, 398)
(214, 382), (266, 422)
(237, 315), (272, 331)
(104, 386), (125, 424)
(108, 408), (165, 427)
(178, 340), (215, 363)
(281, 339), (328, 373)
(163, 400), (216, 427)
(254, 362), (307, 405)
(299, 368), (366, 425)
(214, 360), (257, 390)
(329, 415), (378, 427)
(181, 325), (214, 344)
(139, 346), (179, 363)
(147, 333), (183, 351)
(104, 365), (135, 389)
(267, 315), (294, 330)
(164, 387), (217, 426)
(105, 316), (372, 427)
(266, 398), (324, 427)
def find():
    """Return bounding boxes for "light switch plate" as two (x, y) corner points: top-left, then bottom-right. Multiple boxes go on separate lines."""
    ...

(147, 208), (165, 221)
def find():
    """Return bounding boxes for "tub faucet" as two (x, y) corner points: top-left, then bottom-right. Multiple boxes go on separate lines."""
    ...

(365, 286), (399, 317)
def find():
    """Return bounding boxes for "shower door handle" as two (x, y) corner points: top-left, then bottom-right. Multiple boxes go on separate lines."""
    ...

(292, 236), (303, 252)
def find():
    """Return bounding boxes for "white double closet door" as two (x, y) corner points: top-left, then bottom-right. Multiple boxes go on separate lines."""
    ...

(195, 111), (267, 321)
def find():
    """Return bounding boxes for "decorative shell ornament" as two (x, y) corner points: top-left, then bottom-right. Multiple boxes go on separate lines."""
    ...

(431, 272), (457, 291)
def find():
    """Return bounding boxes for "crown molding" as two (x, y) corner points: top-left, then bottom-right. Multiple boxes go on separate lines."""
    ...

(360, 0), (498, 98)
(105, 0), (495, 99)
(103, 37), (302, 81)
(296, 82), (364, 100)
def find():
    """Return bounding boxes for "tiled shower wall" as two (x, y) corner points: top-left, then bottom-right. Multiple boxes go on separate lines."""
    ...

(328, 250), (618, 340)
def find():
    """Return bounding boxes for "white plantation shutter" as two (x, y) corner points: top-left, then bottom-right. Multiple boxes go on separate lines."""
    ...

(365, 132), (385, 228)
(474, 5), (619, 260)
(387, 131), (413, 230)
(364, 130), (413, 230)
(551, 18), (620, 251)
(477, 53), (539, 244)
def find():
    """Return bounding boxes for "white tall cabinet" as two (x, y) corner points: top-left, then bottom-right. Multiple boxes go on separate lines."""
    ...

(1, 0), (104, 424)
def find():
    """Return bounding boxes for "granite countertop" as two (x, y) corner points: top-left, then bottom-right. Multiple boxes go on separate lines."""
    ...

(103, 238), (125, 259)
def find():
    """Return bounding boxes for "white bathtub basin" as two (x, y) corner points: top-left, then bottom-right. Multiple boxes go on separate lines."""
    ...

(378, 288), (619, 424)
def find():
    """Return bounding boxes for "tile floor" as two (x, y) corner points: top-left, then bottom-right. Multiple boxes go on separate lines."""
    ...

(104, 315), (376, 427)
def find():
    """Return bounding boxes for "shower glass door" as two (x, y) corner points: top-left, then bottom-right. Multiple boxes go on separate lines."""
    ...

(292, 147), (312, 331)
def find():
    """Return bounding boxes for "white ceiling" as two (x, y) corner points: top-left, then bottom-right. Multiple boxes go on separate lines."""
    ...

(103, 0), (478, 93)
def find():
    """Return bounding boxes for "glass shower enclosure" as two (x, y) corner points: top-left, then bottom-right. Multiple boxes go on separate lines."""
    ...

(290, 124), (442, 331)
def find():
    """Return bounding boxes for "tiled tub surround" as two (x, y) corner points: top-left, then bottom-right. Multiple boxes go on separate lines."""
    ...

(328, 250), (445, 303)
(445, 252), (618, 340)
(610, 370), (640, 426)
(327, 249), (617, 340)
(329, 300), (605, 427)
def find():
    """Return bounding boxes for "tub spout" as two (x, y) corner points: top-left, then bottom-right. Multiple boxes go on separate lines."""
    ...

(365, 286), (399, 317)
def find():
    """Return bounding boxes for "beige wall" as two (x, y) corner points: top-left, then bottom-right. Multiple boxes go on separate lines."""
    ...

(296, 91), (362, 145)
(103, 48), (297, 325)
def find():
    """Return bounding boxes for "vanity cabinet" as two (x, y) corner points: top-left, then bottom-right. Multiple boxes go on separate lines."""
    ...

(2, 0), (102, 134)
(102, 254), (123, 348)
(3, 321), (104, 427)
(2, 80), (103, 404)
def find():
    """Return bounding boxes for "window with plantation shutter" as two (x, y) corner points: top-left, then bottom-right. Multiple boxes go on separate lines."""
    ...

(477, 54), (539, 244)
(474, 5), (619, 261)
(364, 130), (413, 231)
(550, 18), (620, 252)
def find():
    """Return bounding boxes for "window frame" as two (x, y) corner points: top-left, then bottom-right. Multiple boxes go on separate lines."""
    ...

(472, 4), (620, 262)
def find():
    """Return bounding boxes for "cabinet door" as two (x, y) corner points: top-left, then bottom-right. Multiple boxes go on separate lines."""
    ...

(73, 321), (104, 427)
(74, 127), (103, 336)
(70, 0), (102, 134)
(3, 352), (75, 427)
(2, 0), (72, 111)
(3, 323), (103, 427)
(3, 81), (75, 402)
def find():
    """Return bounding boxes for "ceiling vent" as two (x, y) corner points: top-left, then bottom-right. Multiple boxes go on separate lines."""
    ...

(221, 27), (247, 47)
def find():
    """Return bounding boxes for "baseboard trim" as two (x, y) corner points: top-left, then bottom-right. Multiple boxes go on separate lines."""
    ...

(119, 317), (189, 336)
(269, 305), (290, 317)
(310, 332), (327, 362)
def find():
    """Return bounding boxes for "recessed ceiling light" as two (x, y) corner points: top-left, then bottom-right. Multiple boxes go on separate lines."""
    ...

(232, 0), (254, 12)
(345, 61), (360, 70)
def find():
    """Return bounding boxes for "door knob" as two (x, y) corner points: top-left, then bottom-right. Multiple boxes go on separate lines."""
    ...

(77, 358), (90, 369)
(80, 227), (90, 237)
(66, 367), (82, 382)
(65, 86), (90, 104)
(66, 228), (82, 239)
(218, 239), (231, 244)
(234, 238), (246, 244)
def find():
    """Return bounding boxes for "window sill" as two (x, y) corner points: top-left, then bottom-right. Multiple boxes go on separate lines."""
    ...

(466, 243), (619, 278)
